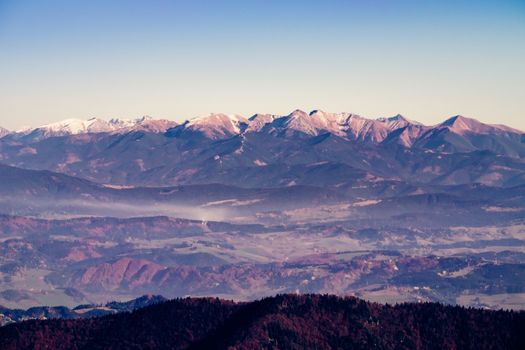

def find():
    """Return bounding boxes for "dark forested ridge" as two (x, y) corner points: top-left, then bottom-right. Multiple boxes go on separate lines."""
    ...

(0, 294), (523, 350)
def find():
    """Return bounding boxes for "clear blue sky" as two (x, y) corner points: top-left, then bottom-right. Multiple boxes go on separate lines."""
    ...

(1, 0), (524, 130)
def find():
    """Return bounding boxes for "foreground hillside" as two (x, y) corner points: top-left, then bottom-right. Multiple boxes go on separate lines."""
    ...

(0, 294), (523, 350)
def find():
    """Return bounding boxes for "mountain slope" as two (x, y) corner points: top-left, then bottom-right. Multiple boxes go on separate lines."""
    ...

(0, 163), (349, 218)
(412, 116), (525, 156)
(0, 163), (108, 198)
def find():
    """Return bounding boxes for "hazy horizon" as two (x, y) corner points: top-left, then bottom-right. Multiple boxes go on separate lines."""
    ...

(1, 0), (524, 130)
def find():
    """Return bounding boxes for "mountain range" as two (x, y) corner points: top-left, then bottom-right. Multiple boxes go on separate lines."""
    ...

(0, 110), (523, 188)
(3, 111), (523, 154)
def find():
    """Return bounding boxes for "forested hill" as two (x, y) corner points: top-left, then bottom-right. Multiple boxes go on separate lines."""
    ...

(0, 294), (523, 350)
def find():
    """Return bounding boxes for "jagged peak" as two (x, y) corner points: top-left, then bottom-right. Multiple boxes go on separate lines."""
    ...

(187, 113), (247, 126)
(134, 115), (153, 123)
(181, 113), (248, 138)
(109, 116), (158, 125)
(248, 113), (278, 121)
(377, 114), (407, 122)
(308, 109), (330, 117)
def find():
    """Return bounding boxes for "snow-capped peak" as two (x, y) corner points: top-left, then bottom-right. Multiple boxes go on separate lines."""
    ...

(279, 109), (340, 136)
(14, 116), (178, 140)
(182, 113), (248, 138)
(109, 116), (153, 126)
(244, 109), (412, 140)
(37, 118), (111, 135)
(107, 116), (178, 133)
(377, 114), (407, 123)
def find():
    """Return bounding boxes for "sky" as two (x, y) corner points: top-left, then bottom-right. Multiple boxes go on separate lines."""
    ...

(0, 0), (524, 130)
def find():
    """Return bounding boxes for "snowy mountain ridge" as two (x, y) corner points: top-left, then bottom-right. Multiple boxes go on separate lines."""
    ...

(2, 110), (523, 148)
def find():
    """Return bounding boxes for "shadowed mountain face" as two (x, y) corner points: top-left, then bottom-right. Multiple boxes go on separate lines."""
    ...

(0, 294), (523, 350)
(0, 111), (523, 187)
(0, 162), (524, 309)
(0, 163), (348, 220)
